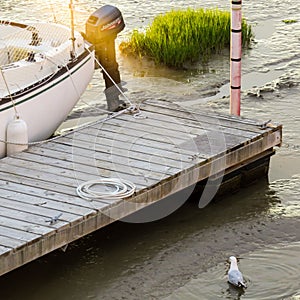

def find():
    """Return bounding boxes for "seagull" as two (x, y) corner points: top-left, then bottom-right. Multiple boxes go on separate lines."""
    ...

(228, 256), (247, 289)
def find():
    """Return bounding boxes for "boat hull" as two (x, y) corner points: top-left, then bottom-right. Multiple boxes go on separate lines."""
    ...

(0, 50), (94, 157)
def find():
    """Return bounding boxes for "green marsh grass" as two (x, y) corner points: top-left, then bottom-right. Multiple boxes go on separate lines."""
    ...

(120, 8), (253, 68)
(282, 19), (297, 24)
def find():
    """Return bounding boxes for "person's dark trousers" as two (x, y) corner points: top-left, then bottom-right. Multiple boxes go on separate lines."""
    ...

(95, 36), (126, 111)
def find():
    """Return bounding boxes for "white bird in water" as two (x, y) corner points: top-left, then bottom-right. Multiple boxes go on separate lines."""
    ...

(228, 256), (247, 288)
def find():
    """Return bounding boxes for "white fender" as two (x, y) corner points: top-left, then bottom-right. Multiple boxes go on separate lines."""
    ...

(6, 117), (28, 156)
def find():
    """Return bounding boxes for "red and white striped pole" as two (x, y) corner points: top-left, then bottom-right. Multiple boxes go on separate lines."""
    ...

(230, 0), (242, 116)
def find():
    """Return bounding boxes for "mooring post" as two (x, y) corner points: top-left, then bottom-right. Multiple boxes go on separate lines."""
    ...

(230, 0), (242, 116)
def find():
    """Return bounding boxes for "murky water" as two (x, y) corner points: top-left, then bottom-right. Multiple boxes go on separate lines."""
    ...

(0, 0), (300, 299)
(165, 242), (300, 300)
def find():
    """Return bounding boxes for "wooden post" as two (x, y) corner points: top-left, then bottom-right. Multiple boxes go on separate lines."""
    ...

(230, 0), (242, 116)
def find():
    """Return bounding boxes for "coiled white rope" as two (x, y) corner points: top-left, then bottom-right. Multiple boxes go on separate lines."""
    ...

(76, 178), (136, 201)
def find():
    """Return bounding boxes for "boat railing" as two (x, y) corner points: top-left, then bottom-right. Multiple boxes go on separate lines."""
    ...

(0, 22), (72, 66)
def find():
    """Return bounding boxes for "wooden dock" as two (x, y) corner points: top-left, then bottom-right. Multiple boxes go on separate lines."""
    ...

(0, 99), (282, 276)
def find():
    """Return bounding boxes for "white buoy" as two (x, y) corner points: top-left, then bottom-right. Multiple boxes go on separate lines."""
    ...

(6, 117), (28, 156)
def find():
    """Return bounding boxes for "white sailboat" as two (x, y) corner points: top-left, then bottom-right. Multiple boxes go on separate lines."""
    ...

(0, 2), (95, 158)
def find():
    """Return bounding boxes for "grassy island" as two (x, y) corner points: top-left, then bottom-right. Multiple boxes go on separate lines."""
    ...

(120, 8), (253, 68)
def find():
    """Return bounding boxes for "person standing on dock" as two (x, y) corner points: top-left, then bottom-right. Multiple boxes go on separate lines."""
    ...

(94, 35), (127, 112)
(85, 5), (127, 112)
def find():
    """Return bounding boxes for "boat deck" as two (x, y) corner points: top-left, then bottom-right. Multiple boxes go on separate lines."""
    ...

(0, 99), (282, 276)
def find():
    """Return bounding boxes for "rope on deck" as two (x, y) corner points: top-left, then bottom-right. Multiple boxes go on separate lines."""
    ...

(76, 177), (136, 201)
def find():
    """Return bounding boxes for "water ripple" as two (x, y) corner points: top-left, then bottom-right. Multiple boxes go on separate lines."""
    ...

(164, 242), (300, 300)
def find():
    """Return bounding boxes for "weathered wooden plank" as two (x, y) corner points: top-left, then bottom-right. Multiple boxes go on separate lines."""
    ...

(0, 206), (69, 230)
(27, 141), (186, 174)
(0, 169), (74, 195)
(102, 112), (207, 138)
(84, 122), (254, 162)
(54, 133), (193, 164)
(0, 172), (109, 210)
(13, 148), (181, 185)
(112, 109), (260, 140)
(0, 186), (94, 216)
(0, 246), (11, 255)
(0, 197), (79, 224)
(0, 162), (79, 189)
(33, 131), (194, 171)
(34, 135), (200, 170)
(0, 225), (40, 242)
(0, 215), (53, 236)
(141, 100), (278, 134)
(78, 123), (200, 157)
(4, 152), (152, 187)
(24, 148), (182, 180)
(76, 109), (265, 160)
(37, 139), (77, 152)
(0, 168), (79, 198)
(1, 158), (149, 201)
(143, 99), (259, 124)
(92, 113), (197, 141)
(177, 131), (252, 157)
(0, 235), (25, 249)
(0, 179), (101, 213)
(89, 120), (185, 142)
(51, 137), (196, 170)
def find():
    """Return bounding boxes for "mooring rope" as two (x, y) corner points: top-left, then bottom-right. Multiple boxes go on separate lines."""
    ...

(87, 47), (134, 107)
(76, 178), (136, 201)
(0, 103), (143, 146)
